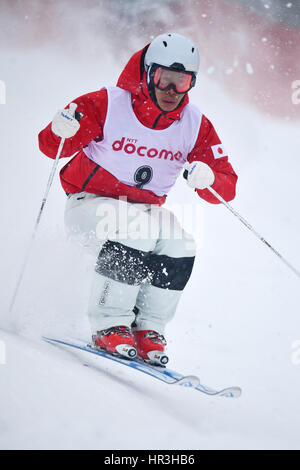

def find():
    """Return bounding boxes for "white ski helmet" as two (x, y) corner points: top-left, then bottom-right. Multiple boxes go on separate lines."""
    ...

(144, 33), (200, 75)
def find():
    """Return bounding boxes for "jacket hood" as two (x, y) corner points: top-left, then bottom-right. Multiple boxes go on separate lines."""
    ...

(116, 45), (189, 129)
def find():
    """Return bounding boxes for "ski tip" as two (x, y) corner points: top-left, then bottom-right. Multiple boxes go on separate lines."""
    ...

(196, 384), (242, 398)
(222, 387), (242, 398)
(217, 386), (242, 399)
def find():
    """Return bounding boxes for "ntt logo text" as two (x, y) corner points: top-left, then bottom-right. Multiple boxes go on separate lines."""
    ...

(112, 137), (183, 161)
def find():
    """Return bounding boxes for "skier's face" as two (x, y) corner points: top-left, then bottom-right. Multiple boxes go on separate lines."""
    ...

(154, 87), (186, 112)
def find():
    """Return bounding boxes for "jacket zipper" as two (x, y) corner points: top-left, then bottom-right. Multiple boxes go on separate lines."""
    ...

(152, 113), (164, 129)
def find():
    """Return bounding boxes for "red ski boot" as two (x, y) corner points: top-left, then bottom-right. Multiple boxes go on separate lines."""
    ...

(93, 326), (137, 359)
(133, 330), (169, 366)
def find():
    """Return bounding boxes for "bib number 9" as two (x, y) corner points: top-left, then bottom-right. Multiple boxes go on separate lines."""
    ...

(134, 166), (153, 189)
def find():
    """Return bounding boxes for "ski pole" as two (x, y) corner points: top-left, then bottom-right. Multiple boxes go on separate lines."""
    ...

(9, 136), (66, 314)
(207, 186), (300, 279)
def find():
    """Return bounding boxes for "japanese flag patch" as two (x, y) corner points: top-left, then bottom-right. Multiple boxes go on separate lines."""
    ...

(211, 143), (227, 159)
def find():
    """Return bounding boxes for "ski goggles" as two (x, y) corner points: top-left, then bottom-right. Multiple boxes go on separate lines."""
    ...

(153, 66), (195, 94)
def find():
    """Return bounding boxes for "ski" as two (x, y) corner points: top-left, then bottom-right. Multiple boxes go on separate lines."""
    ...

(42, 336), (242, 398)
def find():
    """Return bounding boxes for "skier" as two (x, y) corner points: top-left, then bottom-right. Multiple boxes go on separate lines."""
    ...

(39, 33), (237, 366)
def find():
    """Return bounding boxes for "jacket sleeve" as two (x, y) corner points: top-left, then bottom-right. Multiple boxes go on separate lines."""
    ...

(187, 115), (238, 204)
(38, 88), (108, 159)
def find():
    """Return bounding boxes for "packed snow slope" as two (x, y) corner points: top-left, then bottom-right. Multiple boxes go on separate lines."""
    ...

(1, 23), (300, 452)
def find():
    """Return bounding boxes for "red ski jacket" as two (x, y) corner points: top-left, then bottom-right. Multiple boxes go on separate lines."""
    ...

(38, 45), (237, 205)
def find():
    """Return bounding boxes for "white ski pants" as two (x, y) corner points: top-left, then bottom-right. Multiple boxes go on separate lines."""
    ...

(64, 193), (196, 334)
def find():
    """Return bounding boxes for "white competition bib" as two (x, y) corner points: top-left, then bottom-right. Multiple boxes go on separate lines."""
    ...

(83, 87), (202, 196)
